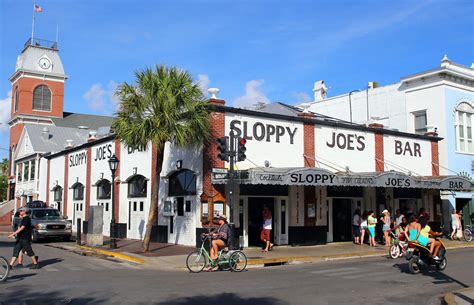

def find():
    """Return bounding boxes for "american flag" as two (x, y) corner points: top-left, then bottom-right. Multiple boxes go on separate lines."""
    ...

(34, 4), (42, 13)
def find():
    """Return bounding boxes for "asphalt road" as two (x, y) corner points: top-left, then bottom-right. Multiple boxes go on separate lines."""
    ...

(0, 236), (473, 305)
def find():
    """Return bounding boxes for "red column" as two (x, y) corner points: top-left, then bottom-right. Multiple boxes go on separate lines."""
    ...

(113, 139), (121, 222)
(431, 141), (439, 176)
(298, 112), (315, 167)
(369, 123), (385, 172)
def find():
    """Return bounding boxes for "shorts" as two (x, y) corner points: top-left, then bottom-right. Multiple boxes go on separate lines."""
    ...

(368, 227), (375, 237)
(383, 224), (391, 232)
(360, 226), (368, 231)
(13, 239), (35, 257)
(353, 225), (360, 237)
(260, 229), (271, 242)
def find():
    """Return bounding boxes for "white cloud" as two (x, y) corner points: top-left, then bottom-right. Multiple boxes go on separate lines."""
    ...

(83, 81), (121, 115)
(233, 79), (270, 109)
(293, 92), (311, 104)
(0, 91), (12, 133)
(197, 74), (210, 95)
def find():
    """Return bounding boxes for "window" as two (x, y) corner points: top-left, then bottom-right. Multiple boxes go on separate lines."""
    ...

(14, 88), (19, 112)
(96, 179), (111, 199)
(139, 201), (144, 212)
(32, 85), (51, 111)
(17, 163), (22, 182)
(213, 202), (224, 217)
(455, 102), (474, 153)
(53, 186), (63, 202)
(168, 169), (196, 196)
(23, 162), (29, 181)
(201, 202), (208, 218)
(185, 200), (191, 213)
(127, 175), (147, 197)
(72, 183), (84, 200)
(414, 111), (427, 135)
(30, 160), (35, 180)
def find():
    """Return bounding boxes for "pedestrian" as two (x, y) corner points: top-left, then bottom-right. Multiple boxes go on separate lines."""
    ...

(359, 210), (368, 245)
(395, 209), (404, 226)
(418, 208), (429, 220)
(381, 209), (391, 247)
(8, 207), (39, 269)
(450, 209), (459, 240)
(352, 209), (361, 244)
(367, 210), (377, 247)
(261, 205), (273, 252)
(405, 215), (421, 243)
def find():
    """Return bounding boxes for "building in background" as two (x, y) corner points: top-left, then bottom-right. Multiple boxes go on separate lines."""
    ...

(302, 56), (474, 227)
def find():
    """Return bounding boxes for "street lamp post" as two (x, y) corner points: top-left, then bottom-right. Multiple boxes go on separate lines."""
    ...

(348, 89), (361, 123)
(108, 154), (120, 249)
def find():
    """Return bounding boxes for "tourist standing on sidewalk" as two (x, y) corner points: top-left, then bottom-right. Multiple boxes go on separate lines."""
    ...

(360, 211), (368, 245)
(261, 205), (273, 252)
(7, 207), (39, 269)
(450, 210), (462, 240)
(381, 209), (391, 247)
(367, 211), (377, 247)
(352, 209), (361, 244)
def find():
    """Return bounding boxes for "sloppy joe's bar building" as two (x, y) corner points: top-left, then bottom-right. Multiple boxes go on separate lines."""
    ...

(37, 98), (472, 247)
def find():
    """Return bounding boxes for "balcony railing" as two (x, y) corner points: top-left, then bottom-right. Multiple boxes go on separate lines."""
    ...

(24, 38), (58, 50)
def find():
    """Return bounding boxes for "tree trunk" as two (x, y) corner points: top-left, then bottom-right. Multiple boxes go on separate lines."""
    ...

(143, 142), (165, 252)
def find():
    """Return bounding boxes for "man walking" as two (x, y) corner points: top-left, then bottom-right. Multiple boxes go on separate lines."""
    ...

(261, 205), (273, 252)
(8, 207), (39, 269)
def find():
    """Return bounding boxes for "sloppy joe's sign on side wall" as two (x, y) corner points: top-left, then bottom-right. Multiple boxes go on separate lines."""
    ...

(93, 143), (113, 162)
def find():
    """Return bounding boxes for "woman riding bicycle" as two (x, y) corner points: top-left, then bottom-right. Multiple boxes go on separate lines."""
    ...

(208, 215), (230, 267)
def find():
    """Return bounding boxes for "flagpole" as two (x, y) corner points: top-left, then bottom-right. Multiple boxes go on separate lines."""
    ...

(31, 0), (36, 42)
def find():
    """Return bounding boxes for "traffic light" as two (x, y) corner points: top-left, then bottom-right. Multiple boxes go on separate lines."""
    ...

(237, 137), (247, 161)
(216, 136), (229, 161)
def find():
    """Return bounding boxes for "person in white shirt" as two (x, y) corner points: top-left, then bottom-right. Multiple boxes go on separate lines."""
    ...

(261, 206), (273, 252)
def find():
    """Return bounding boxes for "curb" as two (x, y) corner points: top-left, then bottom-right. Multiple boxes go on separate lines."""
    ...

(246, 252), (384, 266)
(443, 287), (473, 305)
(78, 245), (145, 264)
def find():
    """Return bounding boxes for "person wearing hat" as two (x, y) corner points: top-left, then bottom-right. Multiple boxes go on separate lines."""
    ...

(380, 209), (391, 247)
(8, 207), (39, 269)
(207, 215), (230, 271)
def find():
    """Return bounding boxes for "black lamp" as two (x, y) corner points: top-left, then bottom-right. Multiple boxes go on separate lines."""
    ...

(108, 154), (119, 249)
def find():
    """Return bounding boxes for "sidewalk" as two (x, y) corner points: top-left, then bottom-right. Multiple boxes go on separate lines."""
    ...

(444, 287), (474, 305)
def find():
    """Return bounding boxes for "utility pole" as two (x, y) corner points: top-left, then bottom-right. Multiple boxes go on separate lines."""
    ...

(227, 130), (237, 249)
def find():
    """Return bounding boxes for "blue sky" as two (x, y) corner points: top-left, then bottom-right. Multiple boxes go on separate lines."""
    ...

(0, 0), (473, 159)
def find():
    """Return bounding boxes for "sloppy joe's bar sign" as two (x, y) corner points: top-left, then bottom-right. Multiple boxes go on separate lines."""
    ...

(212, 168), (473, 191)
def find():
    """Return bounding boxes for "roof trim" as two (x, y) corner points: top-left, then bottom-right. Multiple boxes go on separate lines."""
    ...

(45, 134), (116, 159)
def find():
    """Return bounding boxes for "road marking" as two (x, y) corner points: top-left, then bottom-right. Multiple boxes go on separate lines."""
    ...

(343, 271), (391, 279)
(309, 267), (359, 274)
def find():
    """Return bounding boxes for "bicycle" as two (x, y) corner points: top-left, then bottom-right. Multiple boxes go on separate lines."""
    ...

(0, 256), (10, 282)
(463, 225), (473, 242)
(186, 232), (247, 273)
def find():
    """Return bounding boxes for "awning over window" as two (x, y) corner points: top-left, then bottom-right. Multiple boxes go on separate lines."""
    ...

(211, 167), (473, 191)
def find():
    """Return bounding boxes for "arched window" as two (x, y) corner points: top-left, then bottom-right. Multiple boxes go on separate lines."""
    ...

(32, 85), (51, 111)
(455, 101), (474, 153)
(168, 169), (196, 196)
(71, 182), (84, 200)
(14, 87), (19, 112)
(52, 185), (63, 202)
(96, 179), (111, 199)
(127, 175), (147, 198)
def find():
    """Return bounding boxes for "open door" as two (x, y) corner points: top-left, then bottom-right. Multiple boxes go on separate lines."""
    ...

(275, 197), (288, 245)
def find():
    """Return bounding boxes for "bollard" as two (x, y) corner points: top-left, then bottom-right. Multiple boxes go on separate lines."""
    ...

(76, 218), (82, 245)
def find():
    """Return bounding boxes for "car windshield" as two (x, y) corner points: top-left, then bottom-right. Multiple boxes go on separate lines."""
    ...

(31, 209), (61, 220)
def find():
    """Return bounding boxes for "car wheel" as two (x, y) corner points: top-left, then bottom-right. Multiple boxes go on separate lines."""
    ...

(31, 230), (39, 243)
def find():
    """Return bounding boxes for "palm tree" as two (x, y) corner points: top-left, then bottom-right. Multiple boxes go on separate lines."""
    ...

(112, 65), (211, 251)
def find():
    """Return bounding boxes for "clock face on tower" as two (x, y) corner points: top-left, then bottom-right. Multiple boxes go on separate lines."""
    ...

(38, 57), (51, 69)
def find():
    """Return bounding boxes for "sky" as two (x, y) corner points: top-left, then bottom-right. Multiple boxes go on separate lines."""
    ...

(0, 0), (473, 160)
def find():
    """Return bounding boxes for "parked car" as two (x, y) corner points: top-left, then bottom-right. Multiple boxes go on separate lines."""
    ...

(12, 205), (72, 242)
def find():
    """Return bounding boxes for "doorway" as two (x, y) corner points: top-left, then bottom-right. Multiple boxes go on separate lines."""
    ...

(332, 198), (352, 242)
(248, 197), (274, 247)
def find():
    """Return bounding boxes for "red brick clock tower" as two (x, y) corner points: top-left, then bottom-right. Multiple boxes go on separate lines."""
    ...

(7, 38), (67, 200)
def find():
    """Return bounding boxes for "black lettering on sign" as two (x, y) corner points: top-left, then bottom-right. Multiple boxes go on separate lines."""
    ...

(449, 181), (463, 189)
(394, 140), (422, 157)
(94, 144), (113, 162)
(326, 132), (366, 151)
(228, 120), (298, 144)
(384, 178), (411, 187)
(69, 152), (87, 168)
(127, 145), (147, 154)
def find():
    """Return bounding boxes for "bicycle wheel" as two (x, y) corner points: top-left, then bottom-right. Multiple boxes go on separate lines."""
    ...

(186, 251), (207, 273)
(229, 251), (247, 272)
(0, 256), (9, 282)
(464, 229), (472, 242)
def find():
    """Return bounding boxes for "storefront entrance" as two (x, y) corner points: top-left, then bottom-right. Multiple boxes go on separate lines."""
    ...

(332, 198), (352, 242)
(248, 197), (274, 247)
